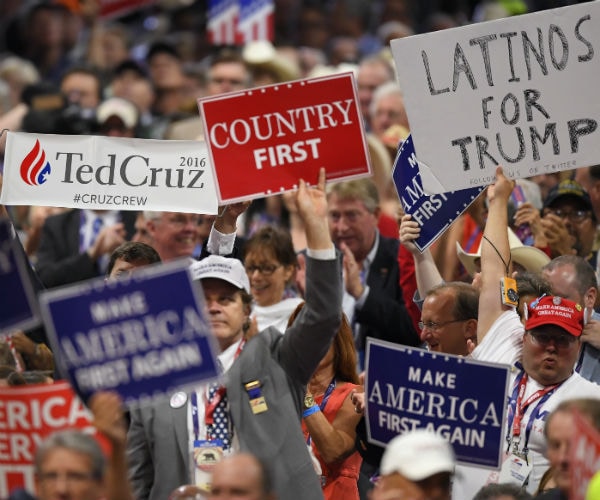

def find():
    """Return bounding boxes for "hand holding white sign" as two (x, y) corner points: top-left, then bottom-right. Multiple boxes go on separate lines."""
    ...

(213, 201), (252, 234)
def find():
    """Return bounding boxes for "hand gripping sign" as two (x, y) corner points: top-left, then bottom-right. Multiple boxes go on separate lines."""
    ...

(198, 72), (371, 204)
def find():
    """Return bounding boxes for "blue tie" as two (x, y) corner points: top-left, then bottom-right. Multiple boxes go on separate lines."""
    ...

(208, 383), (231, 450)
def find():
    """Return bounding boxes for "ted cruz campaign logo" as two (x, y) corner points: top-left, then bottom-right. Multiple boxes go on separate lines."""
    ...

(20, 140), (51, 186)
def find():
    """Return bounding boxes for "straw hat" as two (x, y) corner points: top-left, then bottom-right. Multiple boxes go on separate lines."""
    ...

(242, 41), (300, 83)
(456, 227), (550, 276)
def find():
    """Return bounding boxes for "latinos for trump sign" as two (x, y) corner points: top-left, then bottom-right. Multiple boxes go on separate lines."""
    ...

(0, 381), (95, 497)
(199, 72), (371, 204)
(390, 2), (600, 194)
(1, 132), (218, 214)
(392, 135), (485, 252)
(0, 218), (40, 335)
(365, 339), (510, 469)
(39, 260), (220, 406)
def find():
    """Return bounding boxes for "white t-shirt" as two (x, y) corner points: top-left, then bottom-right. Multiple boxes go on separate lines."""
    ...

(470, 309), (523, 365)
(252, 297), (304, 333)
(454, 309), (600, 498)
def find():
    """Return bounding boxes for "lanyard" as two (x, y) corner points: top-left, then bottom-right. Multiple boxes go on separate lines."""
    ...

(576, 344), (586, 373)
(506, 369), (559, 454)
(190, 339), (245, 441)
(306, 378), (336, 446)
(319, 378), (337, 412)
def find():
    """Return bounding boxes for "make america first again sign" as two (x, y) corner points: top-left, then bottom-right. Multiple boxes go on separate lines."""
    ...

(391, 2), (600, 194)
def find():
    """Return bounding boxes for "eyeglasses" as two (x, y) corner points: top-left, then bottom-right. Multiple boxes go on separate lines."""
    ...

(418, 319), (466, 331)
(208, 77), (246, 87)
(164, 215), (201, 228)
(328, 210), (371, 224)
(245, 263), (282, 276)
(528, 330), (578, 348)
(543, 208), (591, 223)
(38, 471), (96, 485)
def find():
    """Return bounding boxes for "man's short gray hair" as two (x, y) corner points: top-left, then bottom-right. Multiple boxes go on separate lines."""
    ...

(35, 430), (106, 481)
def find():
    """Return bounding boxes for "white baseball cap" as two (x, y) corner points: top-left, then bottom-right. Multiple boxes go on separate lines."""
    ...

(189, 255), (250, 293)
(380, 430), (455, 481)
(96, 97), (139, 129)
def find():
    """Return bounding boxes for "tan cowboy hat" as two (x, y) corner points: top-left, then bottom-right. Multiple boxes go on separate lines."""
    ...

(456, 227), (550, 276)
(242, 41), (300, 83)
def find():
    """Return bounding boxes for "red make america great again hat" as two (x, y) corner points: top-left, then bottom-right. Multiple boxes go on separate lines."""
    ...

(525, 295), (584, 337)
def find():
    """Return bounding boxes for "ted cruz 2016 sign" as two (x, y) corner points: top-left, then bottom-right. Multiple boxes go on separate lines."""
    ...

(0, 218), (40, 335)
(0, 381), (96, 498)
(392, 135), (485, 252)
(390, 2), (600, 194)
(365, 339), (510, 469)
(0, 133), (218, 214)
(198, 72), (371, 204)
(39, 260), (220, 406)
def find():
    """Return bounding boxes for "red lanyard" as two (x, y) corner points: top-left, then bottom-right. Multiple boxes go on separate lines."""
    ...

(204, 339), (246, 427)
(512, 373), (558, 438)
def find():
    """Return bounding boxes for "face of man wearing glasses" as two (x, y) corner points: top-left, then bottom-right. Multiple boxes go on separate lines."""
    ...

(36, 448), (103, 500)
(244, 248), (295, 307)
(543, 198), (596, 258)
(146, 212), (199, 261)
(522, 325), (581, 386)
(419, 289), (476, 356)
(207, 61), (250, 96)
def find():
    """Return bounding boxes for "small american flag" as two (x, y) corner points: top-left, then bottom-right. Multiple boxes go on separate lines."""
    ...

(207, 0), (274, 45)
(207, 0), (241, 45)
(237, 0), (274, 43)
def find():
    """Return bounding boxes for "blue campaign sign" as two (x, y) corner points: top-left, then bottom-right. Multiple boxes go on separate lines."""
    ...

(0, 218), (40, 334)
(39, 260), (219, 406)
(365, 339), (510, 469)
(392, 135), (485, 252)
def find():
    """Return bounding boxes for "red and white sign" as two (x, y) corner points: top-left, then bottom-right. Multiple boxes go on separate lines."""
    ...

(0, 381), (96, 497)
(198, 72), (371, 204)
(100, 0), (156, 20)
(0, 133), (218, 214)
(570, 409), (600, 500)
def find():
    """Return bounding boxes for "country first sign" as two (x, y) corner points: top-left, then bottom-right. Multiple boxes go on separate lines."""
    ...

(199, 72), (371, 203)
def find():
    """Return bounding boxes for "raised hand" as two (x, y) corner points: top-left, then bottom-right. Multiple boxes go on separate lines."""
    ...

(399, 214), (421, 255)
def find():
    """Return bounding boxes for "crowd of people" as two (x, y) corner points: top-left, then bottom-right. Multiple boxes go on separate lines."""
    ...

(1, 1), (600, 500)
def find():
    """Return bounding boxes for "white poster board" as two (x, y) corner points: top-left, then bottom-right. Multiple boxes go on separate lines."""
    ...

(391, 2), (600, 193)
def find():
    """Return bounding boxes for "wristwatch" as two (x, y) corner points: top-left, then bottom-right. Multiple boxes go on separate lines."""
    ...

(304, 394), (315, 409)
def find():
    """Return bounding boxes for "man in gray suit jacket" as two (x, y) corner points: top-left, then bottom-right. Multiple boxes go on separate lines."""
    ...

(127, 169), (341, 500)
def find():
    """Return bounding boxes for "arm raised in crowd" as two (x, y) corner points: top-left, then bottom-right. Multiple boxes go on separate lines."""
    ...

(477, 166), (515, 342)
(399, 213), (443, 299)
(89, 391), (134, 500)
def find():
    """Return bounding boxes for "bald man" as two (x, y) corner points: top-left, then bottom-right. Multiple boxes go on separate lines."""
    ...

(208, 453), (276, 500)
